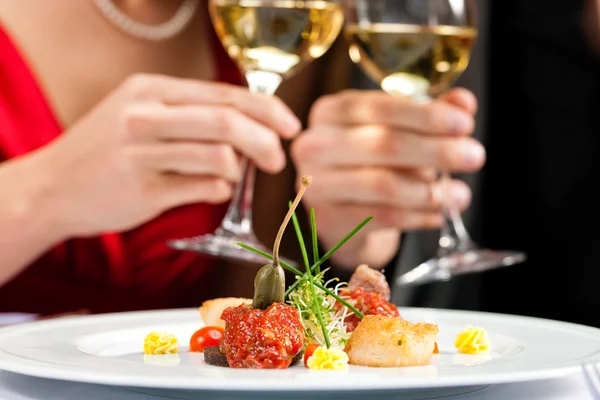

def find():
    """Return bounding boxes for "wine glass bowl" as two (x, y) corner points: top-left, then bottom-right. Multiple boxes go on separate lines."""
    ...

(344, 0), (477, 100)
(168, 0), (344, 266)
(343, 0), (526, 286)
(209, 0), (344, 79)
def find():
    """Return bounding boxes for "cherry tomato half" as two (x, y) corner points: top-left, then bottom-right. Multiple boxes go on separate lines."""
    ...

(189, 326), (224, 353)
(303, 343), (319, 366)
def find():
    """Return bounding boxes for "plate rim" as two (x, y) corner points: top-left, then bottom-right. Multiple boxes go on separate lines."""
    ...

(0, 307), (596, 391)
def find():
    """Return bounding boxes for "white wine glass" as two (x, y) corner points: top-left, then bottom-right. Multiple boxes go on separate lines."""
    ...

(343, 0), (526, 286)
(168, 0), (345, 265)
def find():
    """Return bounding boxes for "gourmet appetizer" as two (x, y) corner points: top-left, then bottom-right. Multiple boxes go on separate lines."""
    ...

(191, 175), (442, 369)
(345, 316), (438, 367)
(140, 175), (498, 369)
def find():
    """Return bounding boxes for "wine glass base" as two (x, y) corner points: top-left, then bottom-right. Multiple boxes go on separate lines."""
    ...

(167, 233), (298, 267)
(396, 249), (526, 287)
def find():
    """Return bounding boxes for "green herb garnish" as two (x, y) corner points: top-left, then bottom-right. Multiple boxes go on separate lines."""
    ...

(237, 243), (364, 318)
(290, 202), (330, 348)
(285, 216), (373, 298)
(237, 177), (372, 348)
(310, 209), (320, 273)
(250, 176), (311, 310)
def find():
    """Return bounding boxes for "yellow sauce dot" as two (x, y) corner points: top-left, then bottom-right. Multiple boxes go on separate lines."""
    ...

(143, 331), (179, 355)
(455, 326), (490, 355)
(307, 346), (349, 370)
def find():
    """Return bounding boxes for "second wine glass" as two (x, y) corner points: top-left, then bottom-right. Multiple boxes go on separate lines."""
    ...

(343, 0), (526, 286)
(168, 0), (344, 265)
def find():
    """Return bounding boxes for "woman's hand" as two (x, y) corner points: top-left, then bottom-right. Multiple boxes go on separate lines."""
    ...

(35, 74), (301, 237)
(291, 88), (484, 270)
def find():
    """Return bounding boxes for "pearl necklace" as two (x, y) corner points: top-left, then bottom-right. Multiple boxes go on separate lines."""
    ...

(92, 0), (200, 41)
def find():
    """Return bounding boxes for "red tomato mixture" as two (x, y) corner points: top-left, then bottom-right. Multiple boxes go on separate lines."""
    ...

(339, 286), (401, 332)
(220, 303), (305, 369)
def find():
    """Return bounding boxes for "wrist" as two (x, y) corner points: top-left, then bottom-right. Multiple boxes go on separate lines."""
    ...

(6, 151), (73, 244)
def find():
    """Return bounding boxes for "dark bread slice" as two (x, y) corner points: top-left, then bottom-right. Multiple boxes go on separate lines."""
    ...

(291, 350), (303, 365)
(203, 346), (229, 367)
(203, 346), (303, 367)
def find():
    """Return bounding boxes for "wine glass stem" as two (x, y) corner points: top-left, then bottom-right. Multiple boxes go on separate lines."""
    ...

(414, 94), (476, 257)
(220, 158), (256, 236)
(217, 70), (283, 238)
(438, 170), (474, 256)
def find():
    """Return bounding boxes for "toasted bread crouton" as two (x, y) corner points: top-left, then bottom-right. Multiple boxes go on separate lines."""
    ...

(198, 298), (252, 329)
(345, 315), (438, 367)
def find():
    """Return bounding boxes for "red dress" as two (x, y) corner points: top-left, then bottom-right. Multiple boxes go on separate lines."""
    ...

(0, 24), (242, 314)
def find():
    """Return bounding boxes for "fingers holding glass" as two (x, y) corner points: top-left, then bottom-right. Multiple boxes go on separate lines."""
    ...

(299, 167), (471, 211)
(123, 105), (289, 174)
(293, 125), (485, 173)
(310, 90), (476, 136)
(341, 0), (525, 284)
(168, 0), (344, 264)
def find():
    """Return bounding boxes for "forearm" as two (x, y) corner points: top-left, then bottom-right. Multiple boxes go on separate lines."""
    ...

(0, 154), (68, 286)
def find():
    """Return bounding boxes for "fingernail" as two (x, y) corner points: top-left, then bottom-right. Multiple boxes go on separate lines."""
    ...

(271, 152), (287, 173)
(450, 185), (471, 208)
(449, 113), (473, 134)
(285, 115), (302, 137)
(462, 142), (485, 168)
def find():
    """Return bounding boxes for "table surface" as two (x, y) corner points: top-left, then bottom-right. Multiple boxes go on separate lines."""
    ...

(0, 370), (590, 400)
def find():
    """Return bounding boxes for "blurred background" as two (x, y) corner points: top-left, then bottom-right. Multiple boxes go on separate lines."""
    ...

(388, 0), (600, 328)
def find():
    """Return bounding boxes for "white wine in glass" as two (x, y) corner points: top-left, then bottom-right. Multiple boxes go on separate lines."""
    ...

(346, 23), (476, 99)
(212, 0), (344, 78)
(168, 0), (344, 265)
(343, 0), (526, 286)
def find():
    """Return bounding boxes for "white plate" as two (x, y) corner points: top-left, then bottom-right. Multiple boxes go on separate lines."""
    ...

(0, 308), (597, 392)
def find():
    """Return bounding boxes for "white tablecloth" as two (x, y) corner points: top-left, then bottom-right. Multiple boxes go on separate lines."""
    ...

(0, 370), (590, 399)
